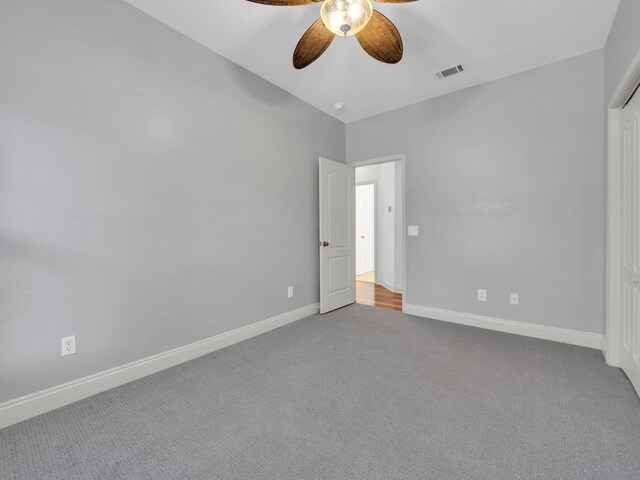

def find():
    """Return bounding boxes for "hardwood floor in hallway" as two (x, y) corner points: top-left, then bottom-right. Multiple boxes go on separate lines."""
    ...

(356, 281), (402, 311)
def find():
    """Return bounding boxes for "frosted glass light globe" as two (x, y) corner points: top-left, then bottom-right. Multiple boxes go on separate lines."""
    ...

(320, 0), (373, 37)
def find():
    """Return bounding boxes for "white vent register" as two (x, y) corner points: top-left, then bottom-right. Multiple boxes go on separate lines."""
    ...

(436, 64), (465, 79)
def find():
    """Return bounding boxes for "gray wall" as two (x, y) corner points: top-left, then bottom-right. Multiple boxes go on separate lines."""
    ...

(604, 0), (640, 103)
(347, 51), (605, 334)
(0, 0), (344, 402)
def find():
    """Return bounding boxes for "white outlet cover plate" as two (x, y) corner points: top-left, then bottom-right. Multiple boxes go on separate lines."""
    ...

(478, 289), (487, 302)
(61, 335), (76, 356)
(510, 293), (519, 305)
(288, 286), (293, 298)
(408, 226), (419, 236)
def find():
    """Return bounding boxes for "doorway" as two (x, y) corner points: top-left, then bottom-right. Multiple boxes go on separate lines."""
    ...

(317, 154), (406, 315)
(353, 156), (405, 312)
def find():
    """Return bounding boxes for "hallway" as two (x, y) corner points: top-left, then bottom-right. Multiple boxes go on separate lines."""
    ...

(355, 278), (402, 312)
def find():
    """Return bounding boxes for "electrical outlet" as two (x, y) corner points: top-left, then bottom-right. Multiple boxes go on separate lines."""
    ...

(288, 286), (294, 298)
(408, 226), (419, 236)
(478, 289), (487, 302)
(61, 335), (76, 356)
(510, 293), (519, 305)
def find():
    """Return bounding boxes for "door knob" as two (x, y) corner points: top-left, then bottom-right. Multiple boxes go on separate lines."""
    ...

(361, 235), (365, 239)
(318, 241), (329, 247)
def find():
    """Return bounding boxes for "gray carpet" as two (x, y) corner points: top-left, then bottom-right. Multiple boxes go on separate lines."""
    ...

(2, 304), (640, 479)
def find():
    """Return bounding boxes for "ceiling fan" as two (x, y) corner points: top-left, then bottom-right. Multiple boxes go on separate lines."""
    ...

(246, 0), (416, 69)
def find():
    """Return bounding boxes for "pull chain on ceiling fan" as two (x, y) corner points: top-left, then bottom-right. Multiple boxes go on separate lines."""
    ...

(246, 0), (416, 69)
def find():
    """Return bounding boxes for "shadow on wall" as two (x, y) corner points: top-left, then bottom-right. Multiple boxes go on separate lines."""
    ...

(228, 61), (293, 107)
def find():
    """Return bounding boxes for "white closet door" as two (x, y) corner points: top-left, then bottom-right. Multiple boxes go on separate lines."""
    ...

(620, 87), (640, 395)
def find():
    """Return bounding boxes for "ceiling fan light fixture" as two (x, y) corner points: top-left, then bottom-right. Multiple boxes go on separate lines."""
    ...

(320, 0), (373, 37)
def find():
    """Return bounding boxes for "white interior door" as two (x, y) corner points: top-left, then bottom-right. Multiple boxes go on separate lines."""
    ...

(319, 157), (355, 314)
(621, 87), (640, 395)
(356, 184), (375, 276)
(356, 187), (365, 275)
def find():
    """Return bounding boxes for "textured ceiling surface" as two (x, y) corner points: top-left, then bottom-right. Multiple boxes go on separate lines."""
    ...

(124, 0), (620, 123)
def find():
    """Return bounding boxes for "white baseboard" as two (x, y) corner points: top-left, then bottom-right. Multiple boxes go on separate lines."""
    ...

(404, 304), (602, 349)
(0, 303), (319, 430)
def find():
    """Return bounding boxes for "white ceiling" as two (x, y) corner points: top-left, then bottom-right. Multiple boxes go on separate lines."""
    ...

(124, 0), (620, 123)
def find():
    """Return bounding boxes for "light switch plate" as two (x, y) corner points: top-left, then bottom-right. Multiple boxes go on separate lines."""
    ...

(408, 226), (419, 236)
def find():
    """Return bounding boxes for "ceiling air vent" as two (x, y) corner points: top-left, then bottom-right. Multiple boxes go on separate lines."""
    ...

(436, 64), (464, 79)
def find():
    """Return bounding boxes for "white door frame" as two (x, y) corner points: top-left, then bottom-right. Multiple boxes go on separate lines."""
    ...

(356, 180), (377, 277)
(351, 154), (407, 312)
(606, 47), (640, 367)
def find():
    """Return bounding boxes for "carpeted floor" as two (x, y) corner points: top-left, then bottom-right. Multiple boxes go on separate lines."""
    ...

(2, 304), (640, 479)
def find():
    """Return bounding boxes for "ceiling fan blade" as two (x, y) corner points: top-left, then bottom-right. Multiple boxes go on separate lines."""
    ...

(245, 0), (320, 5)
(356, 10), (403, 64)
(293, 18), (334, 69)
